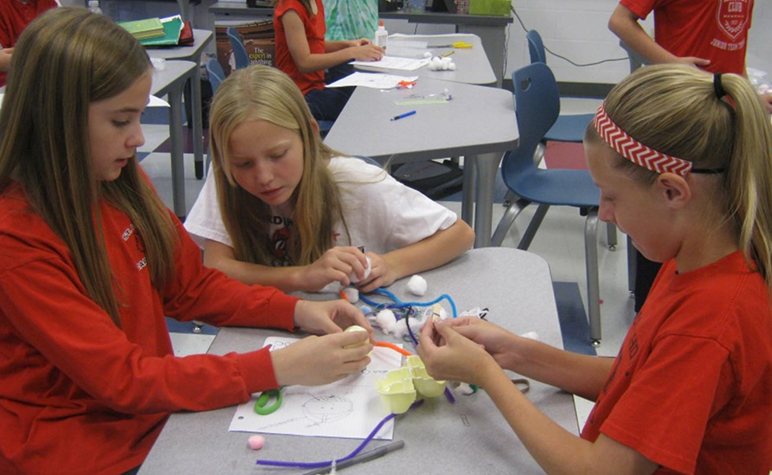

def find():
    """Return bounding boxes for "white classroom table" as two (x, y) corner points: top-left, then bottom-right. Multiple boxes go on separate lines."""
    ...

(324, 77), (518, 248)
(150, 60), (196, 219)
(354, 33), (496, 86)
(146, 29), (214, 180)
(138, 248), (578, 474)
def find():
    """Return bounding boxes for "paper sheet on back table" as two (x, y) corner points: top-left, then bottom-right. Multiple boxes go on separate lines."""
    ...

(229, 336), (402, 439)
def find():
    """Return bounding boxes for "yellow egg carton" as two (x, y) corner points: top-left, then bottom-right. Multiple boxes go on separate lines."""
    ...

(376, 355), (446, 414)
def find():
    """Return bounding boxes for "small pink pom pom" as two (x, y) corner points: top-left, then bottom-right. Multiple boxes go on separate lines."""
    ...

(247, 435), (265, 450)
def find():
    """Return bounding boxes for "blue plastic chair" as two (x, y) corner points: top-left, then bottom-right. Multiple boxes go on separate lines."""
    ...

(205, 58), (225, 93)
(226, 27), (250, 70)
(492, 62), (616, 346)
(526, 30), (594, 144)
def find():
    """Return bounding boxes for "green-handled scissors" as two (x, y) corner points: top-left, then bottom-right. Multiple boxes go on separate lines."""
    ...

(254, 388), (283, 415)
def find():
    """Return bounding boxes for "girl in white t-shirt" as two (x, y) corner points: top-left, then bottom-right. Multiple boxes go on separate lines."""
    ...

(185, 65), (474, 293)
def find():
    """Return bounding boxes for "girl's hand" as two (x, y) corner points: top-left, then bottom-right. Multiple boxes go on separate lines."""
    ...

(349, 38), (372, 47)
(349, 44), (384, 62)
(271, 331), (373, 386)
(300, 247), (368, 292)
(417, 318), (500, 386)
(355, 252), (397, 293)
(293, 299), (372, 335)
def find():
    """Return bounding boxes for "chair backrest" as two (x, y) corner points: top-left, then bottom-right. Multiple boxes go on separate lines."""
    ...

(206, 57), (226, 93)
(502, 62), (561, 179)
(226, 27), (250, 70)
(526, 30), (547, 64)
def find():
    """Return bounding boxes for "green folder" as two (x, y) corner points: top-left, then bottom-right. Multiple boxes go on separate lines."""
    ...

(118, 17), (165, 39)
(138, 16), (183, 47)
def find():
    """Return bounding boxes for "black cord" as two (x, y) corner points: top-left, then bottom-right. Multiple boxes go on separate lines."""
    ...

(510, 5), (629, 67)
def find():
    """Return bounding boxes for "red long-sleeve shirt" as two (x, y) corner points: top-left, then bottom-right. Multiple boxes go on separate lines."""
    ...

(0, 182), (299, 475)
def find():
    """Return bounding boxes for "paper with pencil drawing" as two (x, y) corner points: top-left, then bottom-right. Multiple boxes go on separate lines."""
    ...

(229, 337), (402, 439)
(326, 72), (418, 90)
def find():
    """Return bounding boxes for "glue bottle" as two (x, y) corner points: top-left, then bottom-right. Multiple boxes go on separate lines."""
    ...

(374, 19), (388, 51)
(87, 0), (103, 14)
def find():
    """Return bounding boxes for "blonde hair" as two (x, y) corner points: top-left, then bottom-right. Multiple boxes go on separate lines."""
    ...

(0, 8), (178, 327)
(586, 64), (772, 291)
(208, 64), (349, 266)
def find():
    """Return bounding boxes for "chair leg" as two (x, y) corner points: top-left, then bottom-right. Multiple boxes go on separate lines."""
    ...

(606, 222), (618, 251)
(518, 203), (549, 250)
(491, 198), (530, 246)
(585, 210), (602, 346)
(627, 235), (636, 295)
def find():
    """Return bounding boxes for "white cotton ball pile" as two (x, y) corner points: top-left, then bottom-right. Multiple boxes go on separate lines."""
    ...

(428, 56), (456, 71)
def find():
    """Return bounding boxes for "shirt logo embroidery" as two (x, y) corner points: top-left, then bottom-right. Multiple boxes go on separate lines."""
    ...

(122, 224), (135, 241)
(716, 0), (751, 41)
(136, 257), (147, 271)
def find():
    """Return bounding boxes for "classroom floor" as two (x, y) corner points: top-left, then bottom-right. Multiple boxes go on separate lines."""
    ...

(138, 96), (633, 435)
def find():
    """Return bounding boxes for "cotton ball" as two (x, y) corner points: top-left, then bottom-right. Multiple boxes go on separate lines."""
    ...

(376, 309), (397, 333)
(406, 275), (427, 296)
(448, 62), (456, 71)
(456, 383), (476, 395)
(441, 57), (452, 65)
(424, 51), (432, 58)
(520, 331), (540, 341)
(247, 435), (265, 450)
(349, 256), (372, 283)
(320, 281), (343, 293)
(342, 287), (359, 303)
(360, 305), (373, 315)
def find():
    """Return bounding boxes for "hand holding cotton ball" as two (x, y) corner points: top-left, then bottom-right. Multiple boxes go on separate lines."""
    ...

(343, 324), (370, 349)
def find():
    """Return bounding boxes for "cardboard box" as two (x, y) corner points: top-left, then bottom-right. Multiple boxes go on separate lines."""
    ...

(215, 19), (275, 77)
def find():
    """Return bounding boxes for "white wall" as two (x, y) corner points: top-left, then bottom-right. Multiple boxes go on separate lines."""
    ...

(507, 0), (772, 85)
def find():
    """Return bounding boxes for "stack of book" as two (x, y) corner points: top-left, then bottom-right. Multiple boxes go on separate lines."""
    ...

(118, 18), (165, 40)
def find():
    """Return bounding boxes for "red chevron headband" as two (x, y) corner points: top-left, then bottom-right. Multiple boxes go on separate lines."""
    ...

(593, 103), (693, 176)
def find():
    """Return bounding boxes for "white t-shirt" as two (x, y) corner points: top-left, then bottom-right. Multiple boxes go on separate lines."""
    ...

(184, 157), (458, 264)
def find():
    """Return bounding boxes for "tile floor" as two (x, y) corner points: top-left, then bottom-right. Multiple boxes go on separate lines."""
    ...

(138, 98), (633, 432)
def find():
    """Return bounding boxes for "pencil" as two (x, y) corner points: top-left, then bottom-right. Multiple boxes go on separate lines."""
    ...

(440, 50), (455, 58)
(301, 440), (406, 475)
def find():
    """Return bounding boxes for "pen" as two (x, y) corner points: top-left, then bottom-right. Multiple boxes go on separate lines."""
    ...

(440, 50), (455, 58)
(390, 110), (416, 121)
(301, 440), (406, 475)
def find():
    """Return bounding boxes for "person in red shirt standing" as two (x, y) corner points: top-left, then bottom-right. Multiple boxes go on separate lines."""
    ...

(0, 0), (58, 86)
(273, 0), (383, 121)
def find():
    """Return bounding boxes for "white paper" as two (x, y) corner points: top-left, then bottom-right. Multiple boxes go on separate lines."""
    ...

(229, 337), (403, 440)
(327, 72), (419, 90)
(351, 56), (430, 71)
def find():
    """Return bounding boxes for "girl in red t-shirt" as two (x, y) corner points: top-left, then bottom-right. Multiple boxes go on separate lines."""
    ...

(417, 64), (772, 474)
(273, 0), (383, 120)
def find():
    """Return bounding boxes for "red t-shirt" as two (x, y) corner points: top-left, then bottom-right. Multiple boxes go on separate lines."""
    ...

(620, 0), (754, 75)
(274, 0), (326, 95)
(582, 252), (772, 474)
(0, 181), (299, 475)
(0, 0), (57, 86)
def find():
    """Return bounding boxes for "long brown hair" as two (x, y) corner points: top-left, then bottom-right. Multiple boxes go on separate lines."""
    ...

(586, 64), (772, 292)
(208, 65), (349, 266)
(0, 8), (178, 326)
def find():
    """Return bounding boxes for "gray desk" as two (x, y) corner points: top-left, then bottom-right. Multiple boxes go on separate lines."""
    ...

(147, 29), (214, 180)
(138, 248), (577, 475)
(355, 33), (496, 85)
(151, 60), (196, 218)
(324, 77), (518, 248)
(207, 2), (510, 87)
(379, 11), (512, 87)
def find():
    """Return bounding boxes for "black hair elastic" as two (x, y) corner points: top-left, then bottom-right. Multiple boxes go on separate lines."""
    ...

(713, 73), (727, 99)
